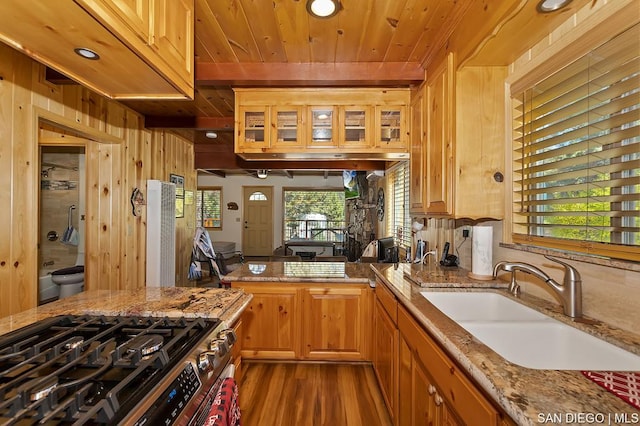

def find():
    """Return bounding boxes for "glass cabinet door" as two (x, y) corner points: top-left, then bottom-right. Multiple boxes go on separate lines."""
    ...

(238, 107), (269, 148)
(340, 106), (372, 148)
(375, 106), (406, 149)
(308, 107), (337, 146)
(271, 107), (304, 148)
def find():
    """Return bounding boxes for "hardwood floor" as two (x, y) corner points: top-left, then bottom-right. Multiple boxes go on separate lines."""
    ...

(239, 362), (392, 426)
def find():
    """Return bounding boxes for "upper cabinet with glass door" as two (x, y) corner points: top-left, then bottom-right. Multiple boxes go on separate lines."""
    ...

(271, 107), (305, 149)
(308, 107), (338, 147)
(339, 106), (372, 149)
(374, 106), (408, 150)
(234, 88), (410, 159)
(237, 106), (269, 150)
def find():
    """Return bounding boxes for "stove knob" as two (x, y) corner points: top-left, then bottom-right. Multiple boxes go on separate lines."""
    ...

(209, 338), (229, 357)
(217, 328), (237, 346)
(197, 353), (211, 372)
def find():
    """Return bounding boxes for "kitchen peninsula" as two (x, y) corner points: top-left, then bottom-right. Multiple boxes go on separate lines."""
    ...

(225, 261), (640, 425)
(0, 287), (252, 334)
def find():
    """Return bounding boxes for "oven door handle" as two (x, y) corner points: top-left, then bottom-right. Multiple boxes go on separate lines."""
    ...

(221, 363), (235, 379)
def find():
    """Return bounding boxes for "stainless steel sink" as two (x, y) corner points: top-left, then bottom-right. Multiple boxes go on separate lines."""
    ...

(421, 291), (640, 371)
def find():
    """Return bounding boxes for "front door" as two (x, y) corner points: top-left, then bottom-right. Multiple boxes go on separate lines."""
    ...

(242, 186), (273, 256)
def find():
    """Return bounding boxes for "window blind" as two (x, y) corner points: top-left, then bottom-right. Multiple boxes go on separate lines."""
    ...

(386, 162), (412, 249)
(512, 23), (639, 261)
(196, 188), (222, 228)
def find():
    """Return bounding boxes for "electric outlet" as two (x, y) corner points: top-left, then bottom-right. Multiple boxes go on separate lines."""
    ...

(462, 229), (470, 238)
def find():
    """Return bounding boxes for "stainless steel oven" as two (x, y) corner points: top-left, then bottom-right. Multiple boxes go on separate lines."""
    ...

(0, 314), (237, 425)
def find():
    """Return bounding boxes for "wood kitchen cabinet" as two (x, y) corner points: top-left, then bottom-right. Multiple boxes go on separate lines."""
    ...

(424, 53), (454, 216)
(231, 318), (244, 383)
(301, 286), (372, 360)
(339, 106), (373, 149)
(236, 284), (300, 359)
(410, 82), (427, 213)
(233, 282), (372, 361)
(397, 304), (499, 426)
(0, 0), (194, 99)
(373, 280), (399, 423)
(375, 105), (408, 151)
(399, 325), (466, 426)
(271, 106), (306, 149)
(237, 106), (270, 149)
(78, 0), (194, 98)
(417, 53), (506, 219)
(234, 88), (409, 159)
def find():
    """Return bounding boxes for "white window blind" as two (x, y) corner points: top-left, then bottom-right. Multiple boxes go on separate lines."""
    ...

(512, 23), (639, 261)
(386, 162), (411, 249)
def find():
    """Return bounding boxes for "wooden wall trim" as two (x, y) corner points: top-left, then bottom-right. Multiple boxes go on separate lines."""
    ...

(34, 106), (123, 144)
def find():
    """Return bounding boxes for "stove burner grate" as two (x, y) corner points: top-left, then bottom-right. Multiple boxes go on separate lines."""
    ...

(0, 314), (220, 425)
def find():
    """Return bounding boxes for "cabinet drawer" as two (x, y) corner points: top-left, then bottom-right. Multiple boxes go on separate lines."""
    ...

(375, 280), (398, 324)
(398, 305), (498, 426)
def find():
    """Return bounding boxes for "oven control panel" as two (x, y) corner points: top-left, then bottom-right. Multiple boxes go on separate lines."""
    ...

(133, 363), (201, 426)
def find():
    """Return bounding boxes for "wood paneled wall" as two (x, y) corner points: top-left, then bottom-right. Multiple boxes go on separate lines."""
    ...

(0, 43), (196, 318)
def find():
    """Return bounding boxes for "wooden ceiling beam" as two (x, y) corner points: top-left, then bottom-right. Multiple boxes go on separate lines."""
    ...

(196, 62), (424, 86)
(145, 115), (234, 130)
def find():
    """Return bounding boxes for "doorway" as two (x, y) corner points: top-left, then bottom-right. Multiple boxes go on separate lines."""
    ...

(242, 186), (273, 256)
(38, 143), (86, 304)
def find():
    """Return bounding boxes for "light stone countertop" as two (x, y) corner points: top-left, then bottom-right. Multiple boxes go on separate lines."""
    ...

(373, 262), (640, 425)
(223, 260), (374, 283)
(0, 287), (253, 335)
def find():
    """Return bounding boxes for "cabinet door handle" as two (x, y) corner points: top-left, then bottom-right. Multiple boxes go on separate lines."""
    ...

(428, 385), (436, 395)
(434, 394), (443, 406)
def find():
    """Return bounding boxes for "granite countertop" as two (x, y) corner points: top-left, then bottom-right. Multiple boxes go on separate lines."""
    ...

(0, 287), (253, 335)
(223, 261), (375, 284)
(373, 262), (640, 425)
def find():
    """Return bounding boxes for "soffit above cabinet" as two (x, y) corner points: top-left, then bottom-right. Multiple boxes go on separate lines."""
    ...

(0, 1), (193, 99)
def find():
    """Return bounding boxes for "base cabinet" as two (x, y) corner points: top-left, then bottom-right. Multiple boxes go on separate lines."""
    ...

(373, 299), (398, 422)
(397, 304), (499, 425)
(301, 287), (371, 360)
(234, 282), (372, 361)
(238, 285), (299, 359)
(231, 318), (244, 382)
(399, 332), (464, 426)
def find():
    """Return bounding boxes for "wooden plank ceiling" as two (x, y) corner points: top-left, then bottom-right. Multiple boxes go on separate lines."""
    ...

(115, 0), (592, 177)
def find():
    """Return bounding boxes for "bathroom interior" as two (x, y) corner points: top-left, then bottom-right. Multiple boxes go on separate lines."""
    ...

(38, 146), (86, 305)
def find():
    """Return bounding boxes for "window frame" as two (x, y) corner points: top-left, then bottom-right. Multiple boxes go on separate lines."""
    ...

(508, 22), (639, 262)
(196, 186), (222, 229)
(281, 187), (346, 243)
(386, 161), (412, 250)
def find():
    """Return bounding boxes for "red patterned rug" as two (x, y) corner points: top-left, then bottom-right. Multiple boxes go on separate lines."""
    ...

(582, 371), (640, 410)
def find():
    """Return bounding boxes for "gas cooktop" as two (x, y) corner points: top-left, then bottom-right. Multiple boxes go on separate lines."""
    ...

(0, 315), (221, 425)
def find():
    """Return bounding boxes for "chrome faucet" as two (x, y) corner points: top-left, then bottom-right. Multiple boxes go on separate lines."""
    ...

(493, 255), (582, 318)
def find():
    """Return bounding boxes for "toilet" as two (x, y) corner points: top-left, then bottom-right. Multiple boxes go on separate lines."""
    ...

(51, 252), (84, 299)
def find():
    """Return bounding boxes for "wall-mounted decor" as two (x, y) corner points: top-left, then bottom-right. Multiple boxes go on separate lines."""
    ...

(130, 187), (145, 216)
(169, 174), (185, 218)
(227, 202), (238, 210)
(169, 174), (184, 197)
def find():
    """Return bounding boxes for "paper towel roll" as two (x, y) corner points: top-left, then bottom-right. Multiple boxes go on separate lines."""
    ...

(470, 226), (493, 279)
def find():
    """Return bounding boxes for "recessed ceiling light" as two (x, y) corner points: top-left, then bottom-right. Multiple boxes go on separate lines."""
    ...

(205, 131), (218, 139)
(306, 0), (340, 18)
(536, 0), (572, 13)
(74, 47), (100, 60)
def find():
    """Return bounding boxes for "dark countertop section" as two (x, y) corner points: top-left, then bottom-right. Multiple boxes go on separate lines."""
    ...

(373, 262), (640, 425)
